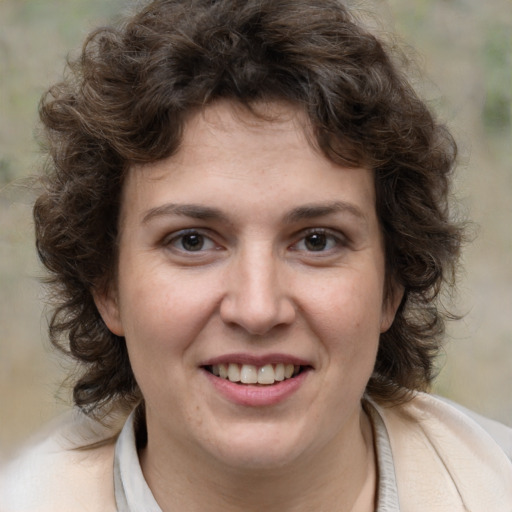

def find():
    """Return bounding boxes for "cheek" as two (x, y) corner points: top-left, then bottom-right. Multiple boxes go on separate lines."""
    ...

(118, 266), (222, 354)
(301, 271), (385, 359)
(305, 272), (384, 328)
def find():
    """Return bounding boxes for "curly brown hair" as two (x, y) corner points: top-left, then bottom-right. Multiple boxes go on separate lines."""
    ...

(34, 0), (464, 417)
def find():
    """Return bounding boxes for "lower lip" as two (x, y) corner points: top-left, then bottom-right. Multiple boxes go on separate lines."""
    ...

(202, 369), (309, 407)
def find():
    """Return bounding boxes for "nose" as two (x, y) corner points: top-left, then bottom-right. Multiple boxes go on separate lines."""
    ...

(219, 246), (296, 335)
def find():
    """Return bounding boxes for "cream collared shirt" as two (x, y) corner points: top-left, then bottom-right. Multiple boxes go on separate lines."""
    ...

(2, 394), (512, 512)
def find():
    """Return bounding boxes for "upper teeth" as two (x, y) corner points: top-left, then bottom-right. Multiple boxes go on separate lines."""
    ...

(211, 363), (299, 385)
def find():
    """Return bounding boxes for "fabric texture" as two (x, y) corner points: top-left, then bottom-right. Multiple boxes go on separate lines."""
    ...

(374, 394), (512, 512)
(0, 411), (121, 512)
(1, 393), (511, 512)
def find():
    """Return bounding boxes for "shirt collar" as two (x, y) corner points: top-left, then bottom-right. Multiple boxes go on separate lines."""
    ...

(114, 402), (400, 511)
(114, 411), (161, 512)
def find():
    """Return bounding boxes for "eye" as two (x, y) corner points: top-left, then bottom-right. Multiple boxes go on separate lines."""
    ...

(292, 229), (342, 253)
(303, 232), (332, 251)
(166, 230), (218, 252)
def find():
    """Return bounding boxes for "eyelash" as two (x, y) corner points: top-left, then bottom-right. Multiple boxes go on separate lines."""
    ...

(163, 228), (346, 255)
(163, 229), (220, 253)
(290, 228), (346, 253)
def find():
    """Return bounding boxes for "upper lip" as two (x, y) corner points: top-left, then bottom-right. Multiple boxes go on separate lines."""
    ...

(200, 353), (313, 368)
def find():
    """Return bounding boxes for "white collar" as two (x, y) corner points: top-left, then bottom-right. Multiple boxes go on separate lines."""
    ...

(114, 411), (162, 512)
(113, 402), (400, 511)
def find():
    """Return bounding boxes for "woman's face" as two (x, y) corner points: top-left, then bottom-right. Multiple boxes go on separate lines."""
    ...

(97, 101), (400, 470)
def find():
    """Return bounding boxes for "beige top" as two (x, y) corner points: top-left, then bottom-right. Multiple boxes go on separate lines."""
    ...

(1, 393), (511, 512)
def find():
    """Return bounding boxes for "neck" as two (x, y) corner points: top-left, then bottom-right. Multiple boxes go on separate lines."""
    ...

(139, 407), (376, 512)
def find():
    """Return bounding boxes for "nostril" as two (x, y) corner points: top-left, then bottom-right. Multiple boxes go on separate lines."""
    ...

(219, 284), (296, 335)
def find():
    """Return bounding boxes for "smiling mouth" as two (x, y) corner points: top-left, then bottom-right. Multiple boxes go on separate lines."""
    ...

(204, 363), (308, 385)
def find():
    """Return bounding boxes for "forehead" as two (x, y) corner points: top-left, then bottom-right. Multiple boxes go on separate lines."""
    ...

(121, 100), (376, 226)
(152, 101), (314, 173)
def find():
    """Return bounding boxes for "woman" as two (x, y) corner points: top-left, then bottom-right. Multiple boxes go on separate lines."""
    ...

(1, 0), (511, 510)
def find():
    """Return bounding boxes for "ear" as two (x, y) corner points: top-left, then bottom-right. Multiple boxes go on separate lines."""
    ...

(92, 283), (125, 337)
(380, 282), (404, 333)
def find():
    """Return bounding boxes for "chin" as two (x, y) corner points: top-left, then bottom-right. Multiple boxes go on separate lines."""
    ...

(202, 423), (309, 471)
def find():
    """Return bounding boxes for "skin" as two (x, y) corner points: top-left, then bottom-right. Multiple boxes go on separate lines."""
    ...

(95, 100), (402, 511)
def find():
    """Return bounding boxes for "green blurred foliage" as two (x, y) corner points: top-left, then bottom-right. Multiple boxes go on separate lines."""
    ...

(0, 158), (13, 185)
(482, 24), (511, 132)
(0, 0), (128, 181)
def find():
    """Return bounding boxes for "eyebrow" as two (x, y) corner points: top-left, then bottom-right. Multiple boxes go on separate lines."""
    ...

(142, 203), (229, 224)
(141, 200), (367, 225)
(282, 201), (367, 224)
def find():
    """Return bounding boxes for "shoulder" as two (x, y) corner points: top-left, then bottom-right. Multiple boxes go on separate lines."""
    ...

(0, 410), (124, 512)
(372, 392), (512, 512)
(388, 393), (512, 461)
(434, 395), (512, 460)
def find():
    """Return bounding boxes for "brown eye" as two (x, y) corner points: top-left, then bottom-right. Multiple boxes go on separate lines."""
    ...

(166, 230), (217, 253)
(181, 233), (205, 251)
(291, 229), (343, 254)
(304, 233), (328, 251)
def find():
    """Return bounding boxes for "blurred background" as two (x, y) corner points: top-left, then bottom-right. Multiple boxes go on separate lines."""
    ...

(0, 0), (511, 461)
